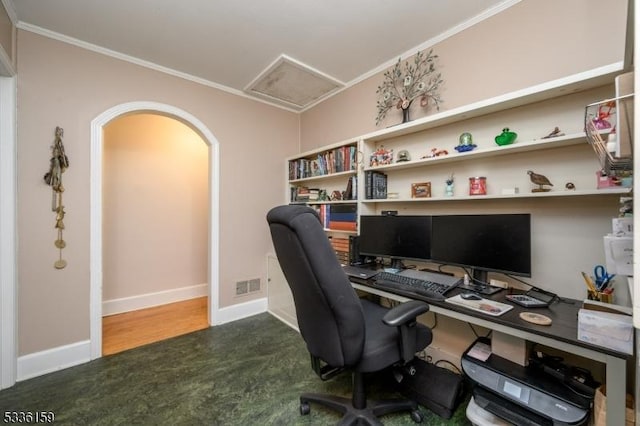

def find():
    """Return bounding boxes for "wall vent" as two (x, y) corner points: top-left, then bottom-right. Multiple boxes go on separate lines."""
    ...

(235, 278), (261, 296)
(235, 280), (249, 296)
(248, 278), (261, 293)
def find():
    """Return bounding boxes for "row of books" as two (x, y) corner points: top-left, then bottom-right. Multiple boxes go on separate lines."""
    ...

(288, 145), (357, 180)
(312, 203), (357, 231)
(290, 175), (358, 203)
(291, 186), (320, 202)
(364, 171), (388, 199)
(329, 236), (350, 265)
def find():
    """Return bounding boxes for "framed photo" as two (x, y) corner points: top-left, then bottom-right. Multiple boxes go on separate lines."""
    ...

(411, 182), (431, 198)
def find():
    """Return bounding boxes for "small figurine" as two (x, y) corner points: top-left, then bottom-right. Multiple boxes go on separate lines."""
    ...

(591, 101), (615, 130)
(370, 146), (393, 166)
(495, 128), (517, 146)
(527, 170), (553, 192)
(397, 149), (411, 162)
(542, 127), (565, 139)
(445, 173), (454, 197)
(422, 148), (448, 158)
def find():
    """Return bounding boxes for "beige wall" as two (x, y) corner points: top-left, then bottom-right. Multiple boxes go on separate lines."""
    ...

(16, 30), (299, 355)
(300, 0), (628, 150)
(103, 114), (208, 301)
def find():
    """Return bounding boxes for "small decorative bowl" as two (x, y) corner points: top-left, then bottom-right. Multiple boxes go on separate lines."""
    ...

(454, 144), (476, 153)
(495, 128), (517, 146)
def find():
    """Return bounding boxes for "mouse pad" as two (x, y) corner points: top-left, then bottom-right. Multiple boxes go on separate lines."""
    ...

(445, 295), (513, 316)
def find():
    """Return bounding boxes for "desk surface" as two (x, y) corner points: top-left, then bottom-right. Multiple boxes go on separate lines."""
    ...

(351, 277), (632, 360)
(351, 275), (632, 426)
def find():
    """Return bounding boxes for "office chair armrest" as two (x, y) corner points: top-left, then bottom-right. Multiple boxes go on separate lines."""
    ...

(383, 300), (430, 364)
(382, 300), (430, 327)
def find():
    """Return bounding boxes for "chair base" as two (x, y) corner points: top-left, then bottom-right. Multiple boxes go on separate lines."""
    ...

(300, 392), (423, 425)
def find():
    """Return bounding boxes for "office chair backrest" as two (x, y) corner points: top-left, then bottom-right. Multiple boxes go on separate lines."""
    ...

(267, 205), (365, 368)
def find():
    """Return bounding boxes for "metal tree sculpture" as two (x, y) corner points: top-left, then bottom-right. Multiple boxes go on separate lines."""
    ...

(375, 49), (443, 125)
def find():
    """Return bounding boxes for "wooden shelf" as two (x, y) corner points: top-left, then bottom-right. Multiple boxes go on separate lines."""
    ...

(364, 132), (589, 173)
(305, 200), (357, 205)
(361, 187), (631, 203)
(324, 228), (357, 234)
(360, 62), (623, 144)
(289, 169), (356, 184)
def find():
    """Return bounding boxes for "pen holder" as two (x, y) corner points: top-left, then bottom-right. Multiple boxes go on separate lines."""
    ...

(588, 290), (614, 304)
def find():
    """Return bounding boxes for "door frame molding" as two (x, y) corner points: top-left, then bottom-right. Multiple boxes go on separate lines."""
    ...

(0, 73), (17, 389)
(90, 102), (220, 359)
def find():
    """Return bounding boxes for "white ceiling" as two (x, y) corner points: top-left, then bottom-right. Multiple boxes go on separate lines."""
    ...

(9, 0), (515, 111)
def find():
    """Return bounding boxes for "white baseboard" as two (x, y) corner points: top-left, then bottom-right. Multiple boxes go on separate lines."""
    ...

(15, 296), (266, 382)
(17, 340), (91, 382)
(102, 283), (208, 316)
(216, 297), (267, 325)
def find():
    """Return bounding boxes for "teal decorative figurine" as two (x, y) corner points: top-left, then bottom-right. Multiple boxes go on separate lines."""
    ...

(495, 128), (517, 146)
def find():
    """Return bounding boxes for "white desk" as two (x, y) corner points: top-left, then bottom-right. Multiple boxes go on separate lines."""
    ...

(352, 282), (630, 426)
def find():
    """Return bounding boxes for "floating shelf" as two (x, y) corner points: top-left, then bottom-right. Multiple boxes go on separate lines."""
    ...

(362, 187), (630, 203)
(364, 132), (589, 173)
(360, 62), (623, 144)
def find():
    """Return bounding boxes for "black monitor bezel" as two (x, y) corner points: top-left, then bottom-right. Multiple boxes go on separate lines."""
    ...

(358, 215), (432, 264)
(430, 213), (532, 278)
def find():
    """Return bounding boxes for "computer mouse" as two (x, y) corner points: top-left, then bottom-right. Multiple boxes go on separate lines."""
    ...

(461, 293), (482, 301)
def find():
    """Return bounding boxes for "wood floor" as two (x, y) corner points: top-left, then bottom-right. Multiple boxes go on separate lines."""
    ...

(102, 297), (209, 356)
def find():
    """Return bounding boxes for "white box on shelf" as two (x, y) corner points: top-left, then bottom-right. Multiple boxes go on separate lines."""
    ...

(577, 308), (633, 354)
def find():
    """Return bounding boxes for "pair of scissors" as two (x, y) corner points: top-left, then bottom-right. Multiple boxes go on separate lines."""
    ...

(593, 265), (614, 290)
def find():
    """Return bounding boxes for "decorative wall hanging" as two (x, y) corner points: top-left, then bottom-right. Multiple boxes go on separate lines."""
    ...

(43, 126), (69, 269)
(375, 49), (443, 126)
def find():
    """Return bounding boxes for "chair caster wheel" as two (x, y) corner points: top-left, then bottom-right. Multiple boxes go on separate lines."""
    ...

(410, 409), (424, 423)
(300, 401), (311, 415)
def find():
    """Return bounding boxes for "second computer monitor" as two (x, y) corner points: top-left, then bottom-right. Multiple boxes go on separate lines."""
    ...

(431, 214), (532, 282)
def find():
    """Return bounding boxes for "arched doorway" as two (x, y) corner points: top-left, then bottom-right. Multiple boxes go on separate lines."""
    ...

(90, 102), (220, 359)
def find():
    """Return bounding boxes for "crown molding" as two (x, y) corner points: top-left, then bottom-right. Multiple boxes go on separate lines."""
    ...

(16, 22), (301, 113)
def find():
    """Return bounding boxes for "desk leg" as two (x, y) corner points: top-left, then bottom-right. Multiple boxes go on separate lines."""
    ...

(605, 355), (626, 426)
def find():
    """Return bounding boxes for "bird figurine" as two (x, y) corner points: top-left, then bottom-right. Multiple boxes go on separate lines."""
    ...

(527, 170), (553, 192)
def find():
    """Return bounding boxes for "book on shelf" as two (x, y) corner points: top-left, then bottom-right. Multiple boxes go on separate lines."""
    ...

(344, 175), (358, 200)
(328, 221), (357, 231)
(365, 171), (387, 199)
(290, 186), (321, 202)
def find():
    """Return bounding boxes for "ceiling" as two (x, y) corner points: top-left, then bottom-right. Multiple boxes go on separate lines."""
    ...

(9, 0), (515, 111)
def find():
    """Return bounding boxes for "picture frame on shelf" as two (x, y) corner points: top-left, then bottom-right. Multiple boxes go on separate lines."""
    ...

(411, 182), (431, 198)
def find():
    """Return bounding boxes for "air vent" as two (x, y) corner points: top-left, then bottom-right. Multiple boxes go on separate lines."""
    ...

(235, 280), (249, 296)
(235, 278), (261, 296)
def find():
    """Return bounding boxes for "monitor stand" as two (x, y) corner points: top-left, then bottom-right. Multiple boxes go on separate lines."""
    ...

(457, 283), (503, 296)
(389, 258), (405, 270)
(457, 268), (503, 296)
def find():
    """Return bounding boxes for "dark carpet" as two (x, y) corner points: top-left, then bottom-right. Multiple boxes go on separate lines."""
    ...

(0, 313), (471, 425)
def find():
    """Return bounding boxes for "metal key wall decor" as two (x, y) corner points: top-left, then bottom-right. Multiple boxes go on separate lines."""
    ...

(43, 127), (69, 269)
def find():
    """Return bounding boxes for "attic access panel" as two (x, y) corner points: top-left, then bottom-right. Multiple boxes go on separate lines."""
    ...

(246, 55), (344, 110)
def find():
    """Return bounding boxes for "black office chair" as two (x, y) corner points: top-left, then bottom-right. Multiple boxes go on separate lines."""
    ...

(267, 205), (433, 425)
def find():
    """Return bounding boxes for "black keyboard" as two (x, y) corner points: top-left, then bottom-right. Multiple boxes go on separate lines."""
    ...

(374, 271), (454, 301)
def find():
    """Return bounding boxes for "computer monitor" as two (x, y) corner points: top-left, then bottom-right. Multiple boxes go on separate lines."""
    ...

(431, 214), (531, 285)
(358, 215), (432, 269)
